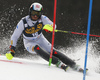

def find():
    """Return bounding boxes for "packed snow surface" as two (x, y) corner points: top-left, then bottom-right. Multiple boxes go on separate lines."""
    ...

(0, 55), (100, 80)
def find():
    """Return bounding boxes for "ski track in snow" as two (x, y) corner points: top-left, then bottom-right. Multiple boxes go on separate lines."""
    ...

(0, 55), (100, 80)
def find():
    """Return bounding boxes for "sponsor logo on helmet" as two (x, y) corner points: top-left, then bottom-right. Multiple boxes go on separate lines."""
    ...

(36, 5), (40, 8)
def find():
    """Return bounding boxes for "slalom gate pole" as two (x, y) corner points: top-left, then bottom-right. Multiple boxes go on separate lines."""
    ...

(71, 32), (100, 37)
(49, 0), (57, 66)
(56, 30), (100, 37)
(83, 0), (93, 80)
(43, 26), (100, 37)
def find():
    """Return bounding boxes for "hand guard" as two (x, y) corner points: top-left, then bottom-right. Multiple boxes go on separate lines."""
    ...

(44, 29), (52, 33)
(6, 52), (14, 60)
(6, 45), (15, 60)
(43, 24), (53, 33)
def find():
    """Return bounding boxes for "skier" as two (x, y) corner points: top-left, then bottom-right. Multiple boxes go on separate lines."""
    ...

(6, 2), (86, 72)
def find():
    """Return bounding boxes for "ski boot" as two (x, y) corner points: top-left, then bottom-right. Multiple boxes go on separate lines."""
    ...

(79, 68), (88, 73)
(72, 65), (88, 73)
(56, 61), (69, 71)
(61, 64), (69, 71)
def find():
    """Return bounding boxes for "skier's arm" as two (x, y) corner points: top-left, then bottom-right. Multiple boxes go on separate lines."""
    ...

(11, 20), (24, 46)
(6, 20), (24, 60)
(41, 15), (57, 33)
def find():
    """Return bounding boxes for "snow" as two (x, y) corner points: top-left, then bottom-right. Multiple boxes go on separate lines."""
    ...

(0, 55), (100, 80)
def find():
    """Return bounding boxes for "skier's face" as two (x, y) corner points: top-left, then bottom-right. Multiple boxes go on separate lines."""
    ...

(31, 15), (39, 21)
(31, 11), (41, 21)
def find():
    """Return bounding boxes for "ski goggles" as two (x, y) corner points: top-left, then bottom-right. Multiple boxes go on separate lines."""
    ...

(31, 11), (41, 17)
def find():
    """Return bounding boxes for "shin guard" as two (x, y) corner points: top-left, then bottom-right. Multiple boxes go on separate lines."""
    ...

(53, 49), (76, 68)
(34, 45), (59, 64)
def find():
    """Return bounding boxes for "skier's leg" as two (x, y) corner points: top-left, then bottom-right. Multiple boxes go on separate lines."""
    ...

(37, 35), (76, 69)
(34, 45), (69, 71)
(37, 34), (74, 67)
(52, 49), (86, 72)
(34, 45), (58, 64)
(36, 34), (52, 53)
(53, 49), (76, 68)
(23, 39), (38, 54)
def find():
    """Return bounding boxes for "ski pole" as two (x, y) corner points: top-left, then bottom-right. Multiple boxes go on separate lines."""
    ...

(49, 0), (57, 66)
(43, 25), (100, 37)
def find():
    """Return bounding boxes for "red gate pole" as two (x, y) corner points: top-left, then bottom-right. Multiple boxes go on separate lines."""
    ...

(49, 0), (57, 66)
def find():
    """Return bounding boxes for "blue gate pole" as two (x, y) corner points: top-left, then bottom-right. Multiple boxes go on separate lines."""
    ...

(83, 0), (93, 80)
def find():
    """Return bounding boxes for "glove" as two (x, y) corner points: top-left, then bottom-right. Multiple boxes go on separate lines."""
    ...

(44, 29), (52, 33)
(6, 45), (15, 60)
(43, 24), (53, 33)
(6, 52), (14, 60)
